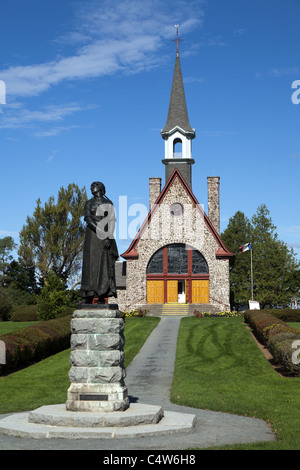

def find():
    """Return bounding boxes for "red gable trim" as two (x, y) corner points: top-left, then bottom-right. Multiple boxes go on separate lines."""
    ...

(121, 168), (234, 260)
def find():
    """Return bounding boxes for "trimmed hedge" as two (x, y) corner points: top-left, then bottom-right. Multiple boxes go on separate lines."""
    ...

(260, 308), (300, 323)
(244, 310), (300, 376)
(10, 305), (38, 322)
(0, 315), (72, 375)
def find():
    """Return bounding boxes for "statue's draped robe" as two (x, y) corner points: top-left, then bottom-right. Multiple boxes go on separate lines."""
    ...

(81, 197), (118, 299)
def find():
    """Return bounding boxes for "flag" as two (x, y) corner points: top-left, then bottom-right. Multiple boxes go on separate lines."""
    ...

(239, 243), (252, 253)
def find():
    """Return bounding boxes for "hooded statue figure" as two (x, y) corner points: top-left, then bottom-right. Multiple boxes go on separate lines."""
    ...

(81, 181), (119, 304)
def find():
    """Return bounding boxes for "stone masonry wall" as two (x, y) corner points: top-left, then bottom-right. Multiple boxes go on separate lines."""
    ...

(112, 175), (230, 311)
(207, 176), (220, 234)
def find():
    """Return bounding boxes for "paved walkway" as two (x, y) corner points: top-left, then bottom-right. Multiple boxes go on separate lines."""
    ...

(0, 316), (275, 450)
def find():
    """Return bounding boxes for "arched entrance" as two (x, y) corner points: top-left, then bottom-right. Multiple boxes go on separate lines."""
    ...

(146, 244), (209, 304)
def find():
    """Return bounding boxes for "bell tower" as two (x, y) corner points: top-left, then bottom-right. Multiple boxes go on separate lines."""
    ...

(161, 26), (195, 189)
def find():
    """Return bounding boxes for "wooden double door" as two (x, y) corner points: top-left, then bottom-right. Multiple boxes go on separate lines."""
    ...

(147, 279), (209, 304)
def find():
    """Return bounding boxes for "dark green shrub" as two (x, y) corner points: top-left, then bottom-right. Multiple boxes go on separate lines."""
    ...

(268, 335), (300, 376)
(0, 315), (72, 375)
(245, 312), (286, 343)
(244, 310), (300, 375)
(245, 308), (300, 323)
(270, 309), (300, 322)
(0, 295), (13, 321)
(37, 271), (73, 321)
(11, 305), (38, 322)
(262, 323), (300, 343)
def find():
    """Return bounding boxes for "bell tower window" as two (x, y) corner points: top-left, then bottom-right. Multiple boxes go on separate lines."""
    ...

(173, 138), (182, 158)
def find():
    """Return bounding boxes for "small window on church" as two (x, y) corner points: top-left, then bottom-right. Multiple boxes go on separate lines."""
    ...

(173, 138), (182, 157)
(170, 203), (183, 216)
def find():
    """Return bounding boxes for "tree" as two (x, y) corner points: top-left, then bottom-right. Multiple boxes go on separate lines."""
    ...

(5, 260), (38, 293)
(37, 270), (73, 321)
(221, 211), (252, 308)
(0, 236), (16, 286)
(222, 204), (300, 309)
(18, 183), (87, 285)
(251, 204), (299, 308)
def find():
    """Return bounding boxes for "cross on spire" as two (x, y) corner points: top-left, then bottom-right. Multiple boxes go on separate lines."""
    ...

(173, 24), (183, 57)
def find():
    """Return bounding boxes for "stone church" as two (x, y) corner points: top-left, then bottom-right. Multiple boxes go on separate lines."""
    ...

(113, 45), (234, 313)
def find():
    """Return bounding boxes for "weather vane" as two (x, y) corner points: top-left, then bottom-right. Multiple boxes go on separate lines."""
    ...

(173, 24), (183, 57)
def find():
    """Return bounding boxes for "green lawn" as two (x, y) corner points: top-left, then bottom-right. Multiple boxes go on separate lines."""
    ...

(171, 316), (300, 450)
(0, 321), (41, 335)
(0, 316), (160, 414)
(1, 315), (299, 450)
(287, 322), (300, 331)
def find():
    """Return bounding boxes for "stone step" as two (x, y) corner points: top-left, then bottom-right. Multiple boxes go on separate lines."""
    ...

(138, 303), (226, 316)
(162, 304), (189, 316)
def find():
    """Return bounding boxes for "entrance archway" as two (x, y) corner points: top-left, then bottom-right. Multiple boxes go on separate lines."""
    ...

(146, 244), (209, 304)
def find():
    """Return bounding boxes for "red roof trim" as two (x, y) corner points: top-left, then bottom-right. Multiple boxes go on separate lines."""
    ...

(121, 168), (234, 260)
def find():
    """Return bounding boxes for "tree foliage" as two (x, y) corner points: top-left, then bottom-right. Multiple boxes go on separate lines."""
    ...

(221, 204), (300, 309)
(220, 211), (252, 307)
(37, 270), (73, 321)
(0, 236), (16, 287)
(18, 183), (87, 285)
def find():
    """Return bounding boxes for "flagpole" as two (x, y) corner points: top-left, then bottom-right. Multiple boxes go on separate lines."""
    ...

(250, 246), (253, 301)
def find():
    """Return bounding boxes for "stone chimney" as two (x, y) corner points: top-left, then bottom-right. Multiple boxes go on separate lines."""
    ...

(149, 177), (161, 209)
(207, 177), (220, 234)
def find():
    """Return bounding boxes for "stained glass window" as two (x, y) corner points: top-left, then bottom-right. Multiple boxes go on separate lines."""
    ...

(147, 247), (164, 274)
(147, 244), (208, 275)
(167, 244), (188, 274)
(192, 250), (208, 273)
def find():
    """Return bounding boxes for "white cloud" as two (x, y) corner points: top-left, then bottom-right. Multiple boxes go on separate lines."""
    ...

(184, 76), (204, 84)
(270, 67), (300, 77)
(0, 0), (205, 99)
(46, 150), (58, 163)
(36, 125), (80, 138)
(233, 28), (246, 36)
(0, 103), (87, 130)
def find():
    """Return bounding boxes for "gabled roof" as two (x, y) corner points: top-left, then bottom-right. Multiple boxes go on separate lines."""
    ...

(161, 55), (195, 137)
(121, 168), (234, 261)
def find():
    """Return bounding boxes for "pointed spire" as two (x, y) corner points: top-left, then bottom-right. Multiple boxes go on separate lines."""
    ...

(175, 24), (181, 58)
(161, 26), (195, 137)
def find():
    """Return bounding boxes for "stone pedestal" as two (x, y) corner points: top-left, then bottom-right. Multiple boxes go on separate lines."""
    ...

(65, 304), (129, 412)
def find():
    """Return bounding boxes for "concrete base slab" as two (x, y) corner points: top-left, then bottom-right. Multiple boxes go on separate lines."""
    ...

(0, 403), (196, 439)
(28, 403), (164, 427)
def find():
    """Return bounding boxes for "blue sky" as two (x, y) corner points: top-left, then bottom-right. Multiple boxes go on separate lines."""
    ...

(0, 0), (299, 261)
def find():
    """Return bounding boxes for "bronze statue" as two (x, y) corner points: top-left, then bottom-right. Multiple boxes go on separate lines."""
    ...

(81, 182), (119, 304)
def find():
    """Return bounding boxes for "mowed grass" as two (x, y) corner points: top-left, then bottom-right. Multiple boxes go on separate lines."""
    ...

(171, 316), (300, 450)
(1, 315), (299, 450)
(0, 321), (42, 335)
(0, 316), (160, 415)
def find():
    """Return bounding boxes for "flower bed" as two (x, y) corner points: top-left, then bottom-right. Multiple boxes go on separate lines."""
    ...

(193, 310), (242, 318)
(121, 309), (148, 318)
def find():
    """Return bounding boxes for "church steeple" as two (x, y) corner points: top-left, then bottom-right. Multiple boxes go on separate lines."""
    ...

(161, 26), (195, 189)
